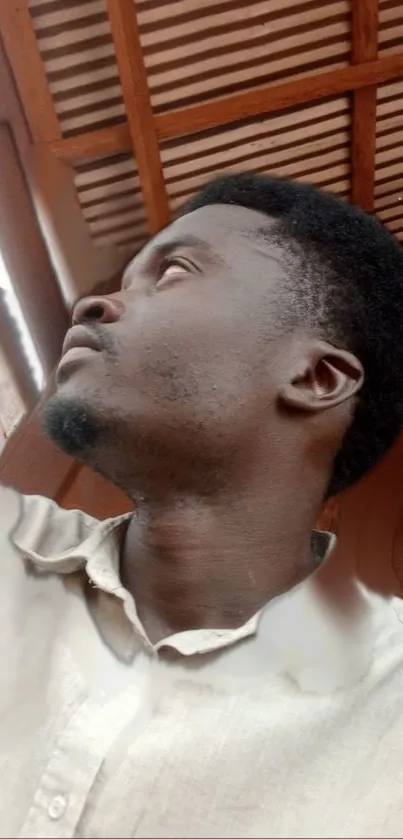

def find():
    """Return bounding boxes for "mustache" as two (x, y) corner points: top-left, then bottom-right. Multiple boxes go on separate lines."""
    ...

(89, 322), (119, 360)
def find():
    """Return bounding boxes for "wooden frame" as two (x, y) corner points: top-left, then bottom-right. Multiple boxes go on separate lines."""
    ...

(0, 1), (61, 143)
(1, 0), (402, 223)
(106, 0), (170, 234)
(350, 0), (379, 211)
(47, 52), (403, 164)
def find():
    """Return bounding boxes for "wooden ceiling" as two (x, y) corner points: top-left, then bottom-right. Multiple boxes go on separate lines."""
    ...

(1, 0), (402, 259)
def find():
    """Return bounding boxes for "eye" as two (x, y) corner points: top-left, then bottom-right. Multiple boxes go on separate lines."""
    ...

(157, 258), (193, 286)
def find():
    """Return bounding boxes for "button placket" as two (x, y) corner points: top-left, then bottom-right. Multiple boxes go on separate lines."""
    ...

(19, 684), (147, 838)
(47, 794), (68, 821)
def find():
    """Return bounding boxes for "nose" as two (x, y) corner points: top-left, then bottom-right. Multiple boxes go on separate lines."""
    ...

(71, 295), (124, 326)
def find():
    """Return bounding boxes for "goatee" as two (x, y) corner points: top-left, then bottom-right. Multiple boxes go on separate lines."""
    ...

(42, 395), (101, 458)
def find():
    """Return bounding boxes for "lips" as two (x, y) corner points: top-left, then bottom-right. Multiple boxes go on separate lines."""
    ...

(61, 325), (102, 357)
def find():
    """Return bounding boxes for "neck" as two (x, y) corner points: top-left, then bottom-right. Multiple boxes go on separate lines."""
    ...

(121, 463), (327, 645)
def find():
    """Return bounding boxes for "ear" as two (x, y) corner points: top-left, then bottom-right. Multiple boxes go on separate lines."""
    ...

(279, 340), (364, 413)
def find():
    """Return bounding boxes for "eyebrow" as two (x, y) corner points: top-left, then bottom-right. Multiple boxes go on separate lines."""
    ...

(150, 233), (211, 254)
(150, 233), (221, 260)
(122, 233), (223, 286)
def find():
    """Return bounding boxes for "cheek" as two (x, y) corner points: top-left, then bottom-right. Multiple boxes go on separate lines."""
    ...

(140, 330), (259, 423)
(112, 291), (267, 411)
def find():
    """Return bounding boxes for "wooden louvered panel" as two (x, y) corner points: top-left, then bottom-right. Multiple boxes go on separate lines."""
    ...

(0, 0), (61, 143)
(376, 117), (403, 140)
(74, 153), (147, 252)
(376, 189), (403, 209)
(161, 97), (351, 214)
(161, 98), (349, 170)
(378, 0), (403, 55)
(29, 0), (352, 136)
(11, 2), (401, 256)
(375, 76), (403, 241)
(376, 77), (403, 102)
(31, 0), (106, 27)
(377, 203), (403, 221)
(167, 153), (350, 210)
(29, 0), (125, 137)
(137, 0), (350, 112)
(138, 0), (346, 45)
(382, 220), (403, 242)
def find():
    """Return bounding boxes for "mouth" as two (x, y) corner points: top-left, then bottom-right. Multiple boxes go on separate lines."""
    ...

(56, 325), (102, 382)
(61, 325), (102, 356)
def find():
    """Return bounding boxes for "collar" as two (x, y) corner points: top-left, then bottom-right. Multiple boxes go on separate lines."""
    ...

(15, 497), (393, 693)
(14, 500), (347, 657)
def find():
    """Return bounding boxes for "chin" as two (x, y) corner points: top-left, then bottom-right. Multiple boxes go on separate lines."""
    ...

(42, 393), (102, 459)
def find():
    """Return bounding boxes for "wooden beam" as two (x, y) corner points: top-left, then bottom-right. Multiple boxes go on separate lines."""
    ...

(47, 53), (403, 164)
(350, 0), (379, 211)
(158, 53), (403, 141)
(106, 0), (170, 234)
(0, 0), (61, 143)
(49, 124), (132, 164)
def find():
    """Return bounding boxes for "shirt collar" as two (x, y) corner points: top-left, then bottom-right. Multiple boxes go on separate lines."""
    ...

(81, 515), (379, 694)
(14, 502), (337, 657)
(81, 517), (339, 658)
(15, 501), (388, 692)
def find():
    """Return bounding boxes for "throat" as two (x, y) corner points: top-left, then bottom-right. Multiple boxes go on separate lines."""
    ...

(120, 493), (317, 645)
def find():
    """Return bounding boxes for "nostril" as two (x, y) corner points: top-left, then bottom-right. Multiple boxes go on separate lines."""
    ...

(72, 294), (123, 326)
(84, 304), (105, 321)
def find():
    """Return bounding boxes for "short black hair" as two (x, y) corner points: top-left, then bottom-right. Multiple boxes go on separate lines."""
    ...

(182, 172), (403, 497)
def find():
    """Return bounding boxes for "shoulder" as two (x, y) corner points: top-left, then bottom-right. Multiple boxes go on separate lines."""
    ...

(13, 491), (101, 569)
(0, 484), (24, 578)
(0, 486), (98, 621)
(8, 488), (131, 573)
(0, 483), (131, 668)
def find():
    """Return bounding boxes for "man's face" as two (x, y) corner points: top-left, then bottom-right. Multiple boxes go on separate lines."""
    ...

(49, 205), (293, 484)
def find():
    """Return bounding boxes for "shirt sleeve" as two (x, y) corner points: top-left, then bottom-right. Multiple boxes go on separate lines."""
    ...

(0, 484), (76, 740)
(12, 491), (101, 565)
(0, 482), (23, 562)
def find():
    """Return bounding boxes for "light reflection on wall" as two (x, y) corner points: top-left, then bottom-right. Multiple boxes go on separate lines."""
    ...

(0, 251), (44, 391)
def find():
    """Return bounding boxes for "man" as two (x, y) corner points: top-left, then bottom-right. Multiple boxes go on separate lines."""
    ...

(2, 172), (403, 838)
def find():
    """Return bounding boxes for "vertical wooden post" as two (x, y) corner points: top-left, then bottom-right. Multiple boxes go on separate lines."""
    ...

(350, 0), (379, 211)
(106, 0), (170, 234)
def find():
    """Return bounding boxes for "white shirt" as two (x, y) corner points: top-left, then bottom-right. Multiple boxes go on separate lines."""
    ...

(1, 483), (403, 839)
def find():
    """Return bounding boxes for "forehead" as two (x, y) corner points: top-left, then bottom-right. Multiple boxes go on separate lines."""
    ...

(137, 204), (280, 264)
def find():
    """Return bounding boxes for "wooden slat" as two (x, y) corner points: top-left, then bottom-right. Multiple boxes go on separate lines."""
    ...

(47, 52), (403, 163)
(0, 0), (61, 143)
(106, 0), (169, 234)
(350, 0), (379, 211)
(139, 0), (349, 51)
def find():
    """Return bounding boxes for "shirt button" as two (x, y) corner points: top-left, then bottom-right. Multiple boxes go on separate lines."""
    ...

(48, 794), (68, 820)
